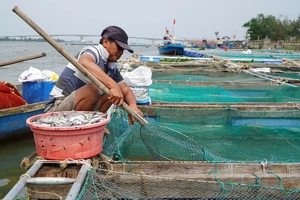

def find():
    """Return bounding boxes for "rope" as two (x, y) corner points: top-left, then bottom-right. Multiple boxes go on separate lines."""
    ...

(20, 152), (44, 170)
(267, 172), (300, 194)
(260, 158), (268, 173)
(20, 173), (31, 179)
(252, 173), (262, 187)
(208, 170), (235, 193)
(60, 158), (92, 170)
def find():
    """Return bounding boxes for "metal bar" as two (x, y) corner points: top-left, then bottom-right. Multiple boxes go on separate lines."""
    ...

(66, 159), (91, 200)
(26, 177), (76, 185)
(3, 161), (43, 200)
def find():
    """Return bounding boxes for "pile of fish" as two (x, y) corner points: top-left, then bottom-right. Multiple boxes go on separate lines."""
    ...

(32, 111), (107, 127)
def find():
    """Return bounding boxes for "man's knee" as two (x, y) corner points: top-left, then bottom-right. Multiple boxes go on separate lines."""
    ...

(75, 84), (102, 110)
(98, 94), (112, 112)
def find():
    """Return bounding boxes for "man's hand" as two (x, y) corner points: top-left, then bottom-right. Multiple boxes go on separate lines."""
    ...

(108, 83), (124, 106)
(128, 107), (144, 125)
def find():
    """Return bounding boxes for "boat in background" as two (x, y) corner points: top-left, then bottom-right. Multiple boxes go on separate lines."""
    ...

(158, 20), (184, 55)
(158, 43), (184, 55)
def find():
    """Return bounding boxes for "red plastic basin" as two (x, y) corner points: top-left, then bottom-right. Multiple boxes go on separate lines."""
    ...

(26, 111), (110, 160)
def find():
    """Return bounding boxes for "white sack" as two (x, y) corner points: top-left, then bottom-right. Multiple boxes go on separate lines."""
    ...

(123, 66), (152, 86)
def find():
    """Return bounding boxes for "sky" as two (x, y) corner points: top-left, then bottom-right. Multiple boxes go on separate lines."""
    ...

(1, 0), (300, 42)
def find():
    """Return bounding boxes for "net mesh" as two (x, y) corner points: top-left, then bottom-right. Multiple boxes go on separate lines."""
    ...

(0, 81), (27, 109)
(77, 168), (300, 199)
(103, 107), (300, 163)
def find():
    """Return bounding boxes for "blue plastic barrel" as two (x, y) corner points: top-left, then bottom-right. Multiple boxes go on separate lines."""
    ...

(22, 81), (56, 104)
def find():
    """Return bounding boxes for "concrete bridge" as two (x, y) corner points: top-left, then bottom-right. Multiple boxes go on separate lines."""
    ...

(0, 34), (188, 46)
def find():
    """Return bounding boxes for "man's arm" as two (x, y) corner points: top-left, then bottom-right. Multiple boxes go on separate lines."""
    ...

(78, 53), (124, 106)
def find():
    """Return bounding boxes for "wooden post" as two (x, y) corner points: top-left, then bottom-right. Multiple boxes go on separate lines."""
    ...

(0, 53), (46, 67)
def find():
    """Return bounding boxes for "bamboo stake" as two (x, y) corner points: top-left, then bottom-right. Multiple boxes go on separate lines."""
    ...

(12, 6), (147, 126)
(0, 52), (46, 67)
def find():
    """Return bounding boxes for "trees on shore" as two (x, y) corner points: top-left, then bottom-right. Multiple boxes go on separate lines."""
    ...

(0, 37), (65, 42)
(243, 14), (300, 42)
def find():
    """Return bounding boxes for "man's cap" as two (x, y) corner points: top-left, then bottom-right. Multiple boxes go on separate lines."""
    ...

(101, 26), (134, 53)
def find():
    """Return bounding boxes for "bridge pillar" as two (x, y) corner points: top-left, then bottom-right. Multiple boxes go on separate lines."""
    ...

(80, 36), (85, 42)
(151, 40), (155, 46)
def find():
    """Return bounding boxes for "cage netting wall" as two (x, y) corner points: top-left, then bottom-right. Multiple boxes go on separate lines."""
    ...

(149, 82), (300, 103)
(152, 72), (267, 83)
(103, 107), (300, 163)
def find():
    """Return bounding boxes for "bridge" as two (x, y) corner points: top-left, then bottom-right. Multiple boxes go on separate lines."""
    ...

(0, 34), (188, 46)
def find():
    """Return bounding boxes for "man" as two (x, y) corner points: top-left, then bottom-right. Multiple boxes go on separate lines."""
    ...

(45, 25), (143, 124)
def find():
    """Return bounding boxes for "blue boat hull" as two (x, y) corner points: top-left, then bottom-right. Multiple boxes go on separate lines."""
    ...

(158, 44), (184, 55)
(0, 102), (45, 142)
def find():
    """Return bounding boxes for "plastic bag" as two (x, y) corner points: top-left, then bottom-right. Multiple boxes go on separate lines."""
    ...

(18, 67), (59, 82)
(123, 66), (152, 86)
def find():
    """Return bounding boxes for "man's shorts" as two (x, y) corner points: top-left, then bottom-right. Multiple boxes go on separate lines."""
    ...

(46, 91), (77, 113)
(45, 91), (100, 113)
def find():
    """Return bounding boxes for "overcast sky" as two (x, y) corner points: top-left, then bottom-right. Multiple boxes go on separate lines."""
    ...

(1, 0), (300, 41)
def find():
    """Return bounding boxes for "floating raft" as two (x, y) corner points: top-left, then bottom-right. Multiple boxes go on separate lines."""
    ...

(139, 55), (214, 62)
(94, 161), (300, 199)
(139, 55), (283, 64)
(226, 58), (283, 64)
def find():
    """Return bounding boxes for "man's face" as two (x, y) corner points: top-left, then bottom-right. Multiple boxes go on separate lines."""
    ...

(103, 38), (124, 62)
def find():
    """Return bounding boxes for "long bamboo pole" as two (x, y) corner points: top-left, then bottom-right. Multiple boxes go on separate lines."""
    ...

(12, 6), (147, 126)
(0, 52), (46, 67)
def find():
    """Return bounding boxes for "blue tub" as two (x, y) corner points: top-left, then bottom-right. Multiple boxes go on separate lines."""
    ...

(22, 81), (56, 104)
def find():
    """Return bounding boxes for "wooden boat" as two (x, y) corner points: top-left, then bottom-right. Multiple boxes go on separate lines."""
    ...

(0, 102), (45, 142)
(0, 79), (54, 142)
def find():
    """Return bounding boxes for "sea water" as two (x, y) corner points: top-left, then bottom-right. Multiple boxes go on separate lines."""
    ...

(0, 41), (158, 198)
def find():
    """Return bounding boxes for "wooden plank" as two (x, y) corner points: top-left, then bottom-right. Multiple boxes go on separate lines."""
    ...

(0, 102), (45, 117)
(98, 162), (300, 192)
(102, 172), (300, 189)
(110, 161), (300, 175)
(138, 102), (300, 116)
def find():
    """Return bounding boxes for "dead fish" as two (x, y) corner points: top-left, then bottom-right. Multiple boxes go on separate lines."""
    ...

(88, 117), (103, 124)
(32, 111), (107, 127)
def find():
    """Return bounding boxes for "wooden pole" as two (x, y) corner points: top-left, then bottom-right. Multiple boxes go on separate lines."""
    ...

(0, 52), (46, 67)
(12, 6), (147, 126)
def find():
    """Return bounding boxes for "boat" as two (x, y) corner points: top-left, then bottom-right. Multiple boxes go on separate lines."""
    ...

(158, 42), (184, 55)
(0, 82), (47, 142)
(0, 101), (45, 142)
(158, 22), (184, 55)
